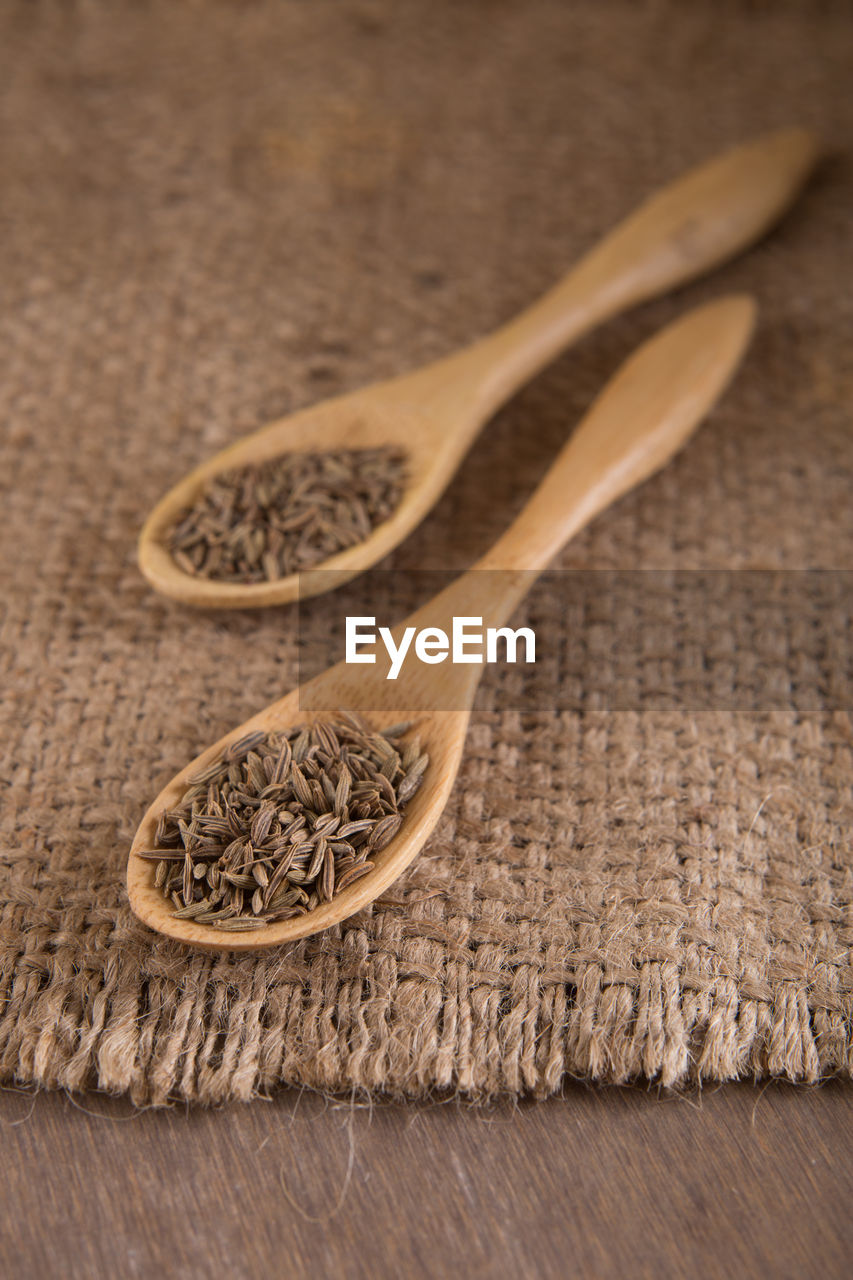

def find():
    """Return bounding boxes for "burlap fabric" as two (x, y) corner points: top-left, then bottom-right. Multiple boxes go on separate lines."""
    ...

(1, 1), (851, 1105)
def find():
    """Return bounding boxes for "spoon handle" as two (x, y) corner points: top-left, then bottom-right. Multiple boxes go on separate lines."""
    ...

(396, 295), (755, 698)
(478, 293), (755, 575)
(423, 128), (812, 420)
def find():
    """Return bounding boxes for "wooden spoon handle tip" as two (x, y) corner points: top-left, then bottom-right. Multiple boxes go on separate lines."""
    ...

(441, 128), (813, 417)
(476, 294), (756, 581)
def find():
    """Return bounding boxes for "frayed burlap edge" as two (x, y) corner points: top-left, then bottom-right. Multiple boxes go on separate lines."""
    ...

(1, 949), (849, 1106)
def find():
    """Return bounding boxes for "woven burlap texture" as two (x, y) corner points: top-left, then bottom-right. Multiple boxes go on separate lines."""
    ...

(1, 1), (851, 1104)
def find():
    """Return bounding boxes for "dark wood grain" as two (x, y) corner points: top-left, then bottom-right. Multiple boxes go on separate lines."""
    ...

(0, 1083), (849, 1279)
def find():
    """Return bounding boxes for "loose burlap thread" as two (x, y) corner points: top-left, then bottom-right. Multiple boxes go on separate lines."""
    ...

(1, 1), (851, 1104)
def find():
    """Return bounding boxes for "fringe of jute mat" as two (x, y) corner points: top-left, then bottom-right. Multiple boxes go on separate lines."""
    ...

(2, 703), (851, 1105)
(0, 0), (852, 1104)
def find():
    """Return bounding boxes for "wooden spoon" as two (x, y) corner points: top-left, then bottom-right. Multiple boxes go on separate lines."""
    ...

(138, 127), (814, 610)
(128, 294), (756, 949)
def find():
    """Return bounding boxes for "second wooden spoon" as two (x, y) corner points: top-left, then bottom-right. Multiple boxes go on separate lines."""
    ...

(137, 128), (814, 608)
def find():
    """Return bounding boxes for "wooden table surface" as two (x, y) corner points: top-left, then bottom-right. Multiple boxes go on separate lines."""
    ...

(0, 1081), (848, 1279)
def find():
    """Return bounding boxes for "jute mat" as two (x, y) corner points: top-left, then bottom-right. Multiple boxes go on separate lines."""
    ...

(1, 1), (851, 1104)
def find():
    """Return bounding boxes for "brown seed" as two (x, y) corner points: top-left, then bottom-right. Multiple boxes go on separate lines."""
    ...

(313, 721), (340, 756)
(188, 759), (228, 786)
(336, 862), (375, 892)
(223, 838), (248, 869)
(313, 813), (340, 838)
(320, 847), (335, 902)
(251, 801), (276, 845)
(247, 753), (267, 792)
(291, 765), (313, 808)
(195, 905), (237, 923)
(182, 851), (193, 905)
(198, 817), (235, 838)
(262, 846), (296, 904)
(397, 753), (429, 803)
(368, 813), (403, 851)
(268, 886), (302, 910)
(338, 819), (375, 839)
(374, 773), (397, 806)
(282, 815), (307, 841)
(307, 838), (327, 882)
(213, 918), (269, 932)
(223, 872), (256, 890)
(225, 731), (267, 762)
(378, 751), (400, 780)
(383, 721), (413, 739)
(334, 765), (351, 814)
(172, 898), (211, 919)
(173, 549), (198, 576)
(272, 737), (292, 784)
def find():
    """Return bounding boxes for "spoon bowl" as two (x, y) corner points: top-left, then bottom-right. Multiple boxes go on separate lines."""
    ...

(137, 370), (487, 608)
(138, 127), (816, 609)
(128, 697), (471, 950)
(129, 295), (756, 948)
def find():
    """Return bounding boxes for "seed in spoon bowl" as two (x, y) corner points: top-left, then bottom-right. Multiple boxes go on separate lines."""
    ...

(165, 446), (407, 583)
(136, 712), (429, 932)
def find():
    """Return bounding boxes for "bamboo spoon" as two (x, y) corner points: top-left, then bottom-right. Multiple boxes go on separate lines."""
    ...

(137, 128), (813, 609)
(129, 294), (756, 949)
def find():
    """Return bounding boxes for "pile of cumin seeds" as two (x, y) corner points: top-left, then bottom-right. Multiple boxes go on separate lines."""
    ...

(137, 712), (430, 932)
(166, 446), (407, 582)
